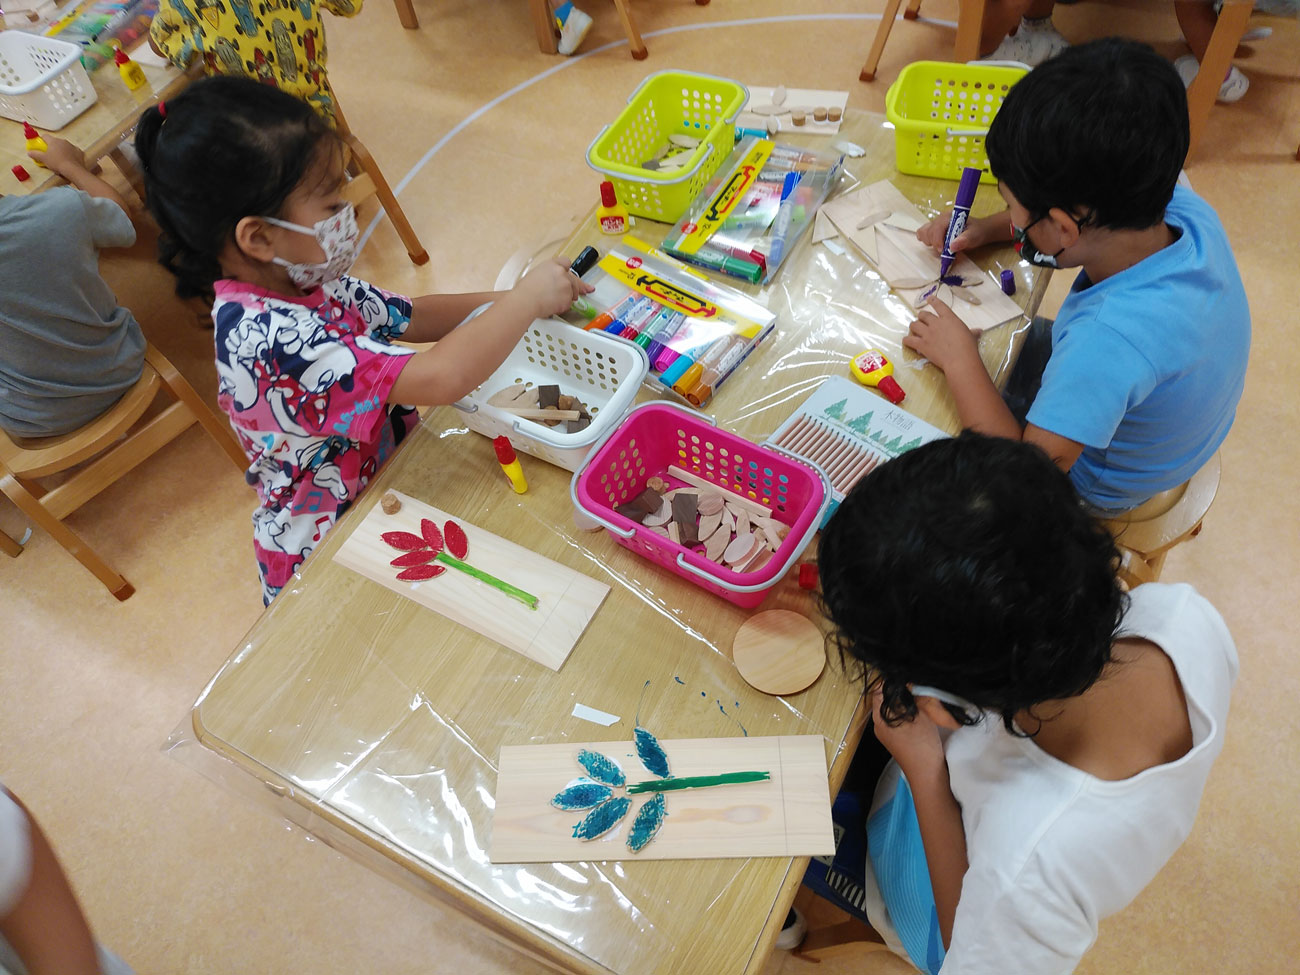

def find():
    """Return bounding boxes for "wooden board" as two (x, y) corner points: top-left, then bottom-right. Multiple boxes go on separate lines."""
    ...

(820, 180), (1025, 332)
(738, 85), (850, 135)
(732, 610), (827, 696)
(491, 735), (834, 863)
(333, 491), (608, 671)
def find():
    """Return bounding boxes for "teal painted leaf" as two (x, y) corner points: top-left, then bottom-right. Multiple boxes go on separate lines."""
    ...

(551, 778), (614, 811)
(626, 793), (667, 853)
(571, 797), (632, 840)
(577, 749), (626, 787)
(634, 726), (670, 778)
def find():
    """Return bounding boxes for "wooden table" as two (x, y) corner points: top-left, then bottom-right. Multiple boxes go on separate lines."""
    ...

(0, 39), (187, 196)
(187, 112), (1049, 975)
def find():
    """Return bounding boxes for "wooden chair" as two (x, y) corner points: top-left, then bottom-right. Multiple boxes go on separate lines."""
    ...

(0, 342), (246, 600)
(861, 0), (987, 81)
(1103, 452), (1221, 589)
(1185, 0), (1299, 162)
(392, 0), (418, 29)
(529, 0), (712, 61)
(332, 100), (430, 266)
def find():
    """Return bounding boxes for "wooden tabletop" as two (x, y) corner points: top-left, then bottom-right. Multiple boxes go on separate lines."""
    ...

(189, 111), (1049, 975)
(0, 40), (186, 194)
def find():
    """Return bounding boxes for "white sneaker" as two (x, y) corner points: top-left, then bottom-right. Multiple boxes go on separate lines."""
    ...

(775, 907), (808, 951)
(1174, 54), (1250, 103)
(1015, 17), (1070, 66)
(555, 2), (592, 56)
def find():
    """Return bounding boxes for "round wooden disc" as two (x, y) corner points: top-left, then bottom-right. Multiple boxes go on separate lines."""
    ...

(732, 610), (827, 697)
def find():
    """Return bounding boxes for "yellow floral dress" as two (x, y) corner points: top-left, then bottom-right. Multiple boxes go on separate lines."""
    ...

(149, 0), (361, 124)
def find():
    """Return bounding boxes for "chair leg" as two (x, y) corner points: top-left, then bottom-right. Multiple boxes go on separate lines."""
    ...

(0, 526), (23, 558)
(954, 0), (987, 63)
(344, 135), (430, 266)
(861, 0), (908, 81)
(392, 0), (418, 29)
(1, 473), (134, 600)
(1186, 0), (1254, 158)
(904, 0), (922, 18)
(612, 0), (648, 60)
(144, 344), (248, 472)
(531, 0), (558, 53)
(107, 146), (147, 204)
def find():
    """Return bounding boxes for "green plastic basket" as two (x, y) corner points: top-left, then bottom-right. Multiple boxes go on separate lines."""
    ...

(885, 61), (1027, 184)
(586, 71), (748, 223)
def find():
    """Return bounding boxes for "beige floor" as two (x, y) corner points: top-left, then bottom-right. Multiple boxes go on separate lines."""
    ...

(2, 1), (1297, 973)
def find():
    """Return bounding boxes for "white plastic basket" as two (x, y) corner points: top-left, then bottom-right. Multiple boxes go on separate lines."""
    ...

(454, 317), (650, 472)
(0, 32), (98, 130)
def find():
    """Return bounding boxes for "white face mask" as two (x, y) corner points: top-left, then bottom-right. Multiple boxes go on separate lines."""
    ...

(263, 203), (358, 290)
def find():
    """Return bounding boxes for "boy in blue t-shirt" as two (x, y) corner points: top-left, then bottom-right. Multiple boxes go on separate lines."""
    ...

(907, 38), (1250, 513)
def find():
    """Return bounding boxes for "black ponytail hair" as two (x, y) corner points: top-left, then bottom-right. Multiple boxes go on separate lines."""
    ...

(135, 76), (340, 298)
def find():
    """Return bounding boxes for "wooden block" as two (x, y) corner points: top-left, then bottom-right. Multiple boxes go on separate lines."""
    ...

(667, 466), (773, 518)
(724, 532), (757, 565)
(491, 734), (835, 862)
(501, 407), (583, 421)
(537, 384), (561, 409)
(735, 508), (751, 538)
(671, 493), (699, 546)
(334, 492), (608, 672)
(705, 528), (730, 562)
(698, 492), (725, 516)
(698, 511), (723, 540)
(643, 498), (673, 528)
(566, 417), (592, 434)
(732, 610), (827, 696)
(488, 384), (538, 408)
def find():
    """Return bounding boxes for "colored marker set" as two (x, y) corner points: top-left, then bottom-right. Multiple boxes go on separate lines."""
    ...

(577, 237), (776, 408)
(660, 136), (844, 285)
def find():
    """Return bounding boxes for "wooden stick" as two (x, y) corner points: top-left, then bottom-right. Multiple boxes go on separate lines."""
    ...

(666, 465), (773, 517)
(626, 771), (773, 794)
(501, 407), (582, 421)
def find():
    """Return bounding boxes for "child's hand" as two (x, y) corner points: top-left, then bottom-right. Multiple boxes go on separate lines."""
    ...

(903, 298), (981, 374)
(28, 138), (87, 177)
(916, 210), (1010, 255)
(512, 257), (593, 318)
(870, 686), (946, 777)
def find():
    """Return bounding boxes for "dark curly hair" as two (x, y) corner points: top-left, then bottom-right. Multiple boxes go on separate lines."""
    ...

(135, 76), (340, 298)
(986, 37), (1188, 232)
(818, 432), (1126, 734)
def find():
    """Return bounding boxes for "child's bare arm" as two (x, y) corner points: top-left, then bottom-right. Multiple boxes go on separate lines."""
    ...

(869, 689), (967, 949)
(29, 139), (132, 218)
(403, 292), (505, 343)
(389, 258), (587, 404)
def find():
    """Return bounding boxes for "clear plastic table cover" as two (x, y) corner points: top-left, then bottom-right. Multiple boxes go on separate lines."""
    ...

(167, 114), (1049, 975)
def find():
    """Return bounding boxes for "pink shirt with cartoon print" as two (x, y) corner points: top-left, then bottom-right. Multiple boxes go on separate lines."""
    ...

(212, 275), (418, 603)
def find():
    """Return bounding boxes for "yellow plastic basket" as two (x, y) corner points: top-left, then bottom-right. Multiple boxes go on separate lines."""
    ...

(885, 61), (1028, 184)
(586, 71), (748, 223)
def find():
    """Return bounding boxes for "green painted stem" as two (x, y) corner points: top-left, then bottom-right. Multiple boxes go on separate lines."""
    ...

(625, 771), (771, 794)
(434, 552), (539, 610)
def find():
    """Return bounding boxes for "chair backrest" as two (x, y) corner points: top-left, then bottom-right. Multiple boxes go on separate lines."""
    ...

(341, 171), (377, 209)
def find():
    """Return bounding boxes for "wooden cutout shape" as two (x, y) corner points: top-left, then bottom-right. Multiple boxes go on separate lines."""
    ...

(732, 610), (827, 696)
(334, 492), (608, 671)
(812, 209), (838, 245)
(738, 85), (849, 135)
(537, 384), (561, 409)
(491, 734), (834, 862)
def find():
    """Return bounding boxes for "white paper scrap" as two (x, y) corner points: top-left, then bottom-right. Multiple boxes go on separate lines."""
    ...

(822, 239), (847, 256)
(572, 703), (620, 726)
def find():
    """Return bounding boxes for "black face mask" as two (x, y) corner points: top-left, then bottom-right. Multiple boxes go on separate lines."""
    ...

(1012, 209), (1093, 269)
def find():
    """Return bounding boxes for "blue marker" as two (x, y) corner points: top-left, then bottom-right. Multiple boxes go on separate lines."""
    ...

(764, 171), (801, 271)
(605, 296), (654, 336)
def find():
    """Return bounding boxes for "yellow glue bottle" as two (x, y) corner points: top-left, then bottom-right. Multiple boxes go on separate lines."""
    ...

(850, 349), (906, 405)
(23, 123), (48, 166)
(114, 47), (147, 91)
(596, 180), (629, 236)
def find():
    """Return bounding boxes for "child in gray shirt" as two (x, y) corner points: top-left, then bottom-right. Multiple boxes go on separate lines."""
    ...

(0, 140), (145, 439)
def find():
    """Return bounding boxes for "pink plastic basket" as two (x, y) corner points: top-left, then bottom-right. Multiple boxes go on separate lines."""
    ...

(571, 402), (831, 608)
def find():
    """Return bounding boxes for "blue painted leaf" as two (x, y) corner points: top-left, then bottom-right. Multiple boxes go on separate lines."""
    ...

(577, 749), (626, 787)
(634, 726), (670, 778)
(626, 793), (667, 853)
(551, 778), (614, 810)
(571, 797), (632, 840)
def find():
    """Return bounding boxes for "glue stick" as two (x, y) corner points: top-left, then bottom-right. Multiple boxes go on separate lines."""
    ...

(849, 349), (905, 405)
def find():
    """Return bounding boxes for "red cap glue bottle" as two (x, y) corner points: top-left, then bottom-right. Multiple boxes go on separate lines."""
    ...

(850, 349), (906, 405)
(596, 181), (629, 236)
(23, 123), (48, 166)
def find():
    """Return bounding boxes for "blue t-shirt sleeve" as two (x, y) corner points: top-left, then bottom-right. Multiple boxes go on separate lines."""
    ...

(1026, 317), (1158, 449)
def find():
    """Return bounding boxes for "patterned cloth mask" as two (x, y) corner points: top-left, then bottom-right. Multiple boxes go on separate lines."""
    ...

(264, 204), (359, 290)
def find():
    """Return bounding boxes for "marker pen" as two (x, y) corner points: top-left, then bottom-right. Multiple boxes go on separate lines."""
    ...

(585, 292), (638, 331)
(682, 334), (748, 404)
(670, 334), (732, 396)
(613, 296), (662, 339)
(653, 313), (694, 372)
(634, 307), (679, 362)
(764, 171), (802, 270)
(601, 295), (653, 335)
(940, 166), (983, 281)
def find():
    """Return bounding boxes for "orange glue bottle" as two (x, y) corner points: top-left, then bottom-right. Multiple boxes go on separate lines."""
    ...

(114, 47), (147, 91)
(493, 436), (528, 494)
(23, 124), (48, 166)
(596, 181), (629, 236)
(850, 349), (906, 405)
